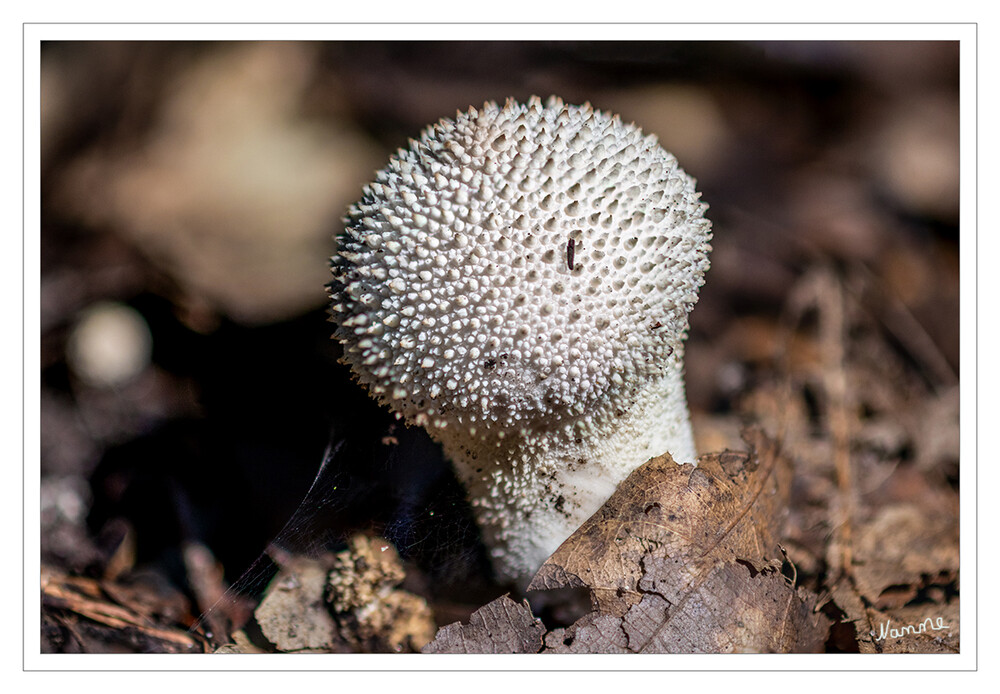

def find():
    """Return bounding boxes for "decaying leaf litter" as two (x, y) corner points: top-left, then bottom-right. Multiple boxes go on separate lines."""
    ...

(39, 41), (960, 654)
(427, 430), (828, 654)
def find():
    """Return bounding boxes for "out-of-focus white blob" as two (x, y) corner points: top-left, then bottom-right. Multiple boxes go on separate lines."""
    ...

(66, 302), (153, 388)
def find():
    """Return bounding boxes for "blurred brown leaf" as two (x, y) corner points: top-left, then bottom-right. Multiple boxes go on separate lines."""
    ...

(57, 42), (383, 325)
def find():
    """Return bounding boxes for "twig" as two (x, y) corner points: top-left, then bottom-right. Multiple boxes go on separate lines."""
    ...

(817, 268), (855, 579)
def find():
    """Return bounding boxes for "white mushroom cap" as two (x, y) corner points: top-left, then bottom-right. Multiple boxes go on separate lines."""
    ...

(330, 96), (712, 584)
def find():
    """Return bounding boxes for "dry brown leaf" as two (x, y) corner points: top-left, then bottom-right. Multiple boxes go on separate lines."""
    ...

(544, 612), (631, 653)
(528, 429), (829, 653)
(829, 576), (959, 654)
(824, 498), (959, 654)
(423, 595), (546, 654)
(853, 504), (959, 608)
(875, 601), (959, 653)
(530, 429), (790, 610)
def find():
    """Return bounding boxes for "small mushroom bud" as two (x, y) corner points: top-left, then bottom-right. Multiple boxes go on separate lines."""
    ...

(330, 96), (712, 585)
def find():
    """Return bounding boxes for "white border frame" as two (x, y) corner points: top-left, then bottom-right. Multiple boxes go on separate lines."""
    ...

(20, 22), (978, 674)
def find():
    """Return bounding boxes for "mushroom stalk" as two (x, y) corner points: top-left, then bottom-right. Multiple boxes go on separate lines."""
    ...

(330, 96), (712, 586)
(437, 365), (695, 582)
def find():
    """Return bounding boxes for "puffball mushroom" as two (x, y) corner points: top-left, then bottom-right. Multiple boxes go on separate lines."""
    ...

(330, 96), (712, 585)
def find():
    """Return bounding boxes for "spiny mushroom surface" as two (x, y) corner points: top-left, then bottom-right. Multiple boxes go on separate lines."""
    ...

(330, 96), (712, 585)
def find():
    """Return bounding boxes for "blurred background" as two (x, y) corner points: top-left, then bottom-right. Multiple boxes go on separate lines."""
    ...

(39, 41), (960, 652)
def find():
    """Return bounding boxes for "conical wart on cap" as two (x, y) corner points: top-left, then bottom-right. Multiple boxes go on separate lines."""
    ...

(330, 96), (712, 585)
